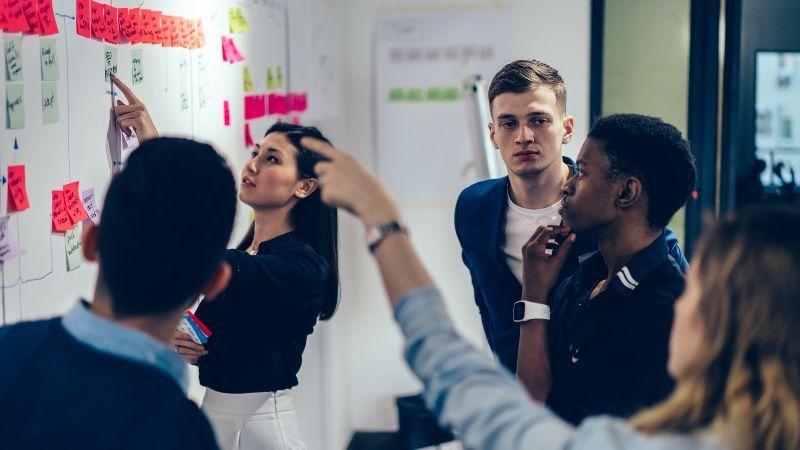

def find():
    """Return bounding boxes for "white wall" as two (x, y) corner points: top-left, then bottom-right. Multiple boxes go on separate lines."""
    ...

(308, 1), (591, 448)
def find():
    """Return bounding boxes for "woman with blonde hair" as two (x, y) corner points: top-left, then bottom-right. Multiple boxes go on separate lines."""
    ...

(301, 134), (800, 450)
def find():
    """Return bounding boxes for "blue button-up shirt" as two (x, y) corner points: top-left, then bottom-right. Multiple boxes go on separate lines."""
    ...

(394, 287), (725, 450)
(62, 300), (188, 392)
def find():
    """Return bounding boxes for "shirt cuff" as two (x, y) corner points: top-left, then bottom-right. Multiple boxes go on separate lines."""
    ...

(393, 286), (455, 339)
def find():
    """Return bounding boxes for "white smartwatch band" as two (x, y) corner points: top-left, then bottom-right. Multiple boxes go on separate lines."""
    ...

(512, 300), (551, 323)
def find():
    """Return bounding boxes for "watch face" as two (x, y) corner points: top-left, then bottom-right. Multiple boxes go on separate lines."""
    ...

(513, 302), (525, 321)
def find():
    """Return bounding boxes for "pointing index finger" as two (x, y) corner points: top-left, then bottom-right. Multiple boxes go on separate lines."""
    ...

(300, 137), (339, 160)
(110, 74), (141, 105)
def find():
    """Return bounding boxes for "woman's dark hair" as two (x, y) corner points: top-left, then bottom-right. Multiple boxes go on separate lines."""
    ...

(238, 122), (340, 320)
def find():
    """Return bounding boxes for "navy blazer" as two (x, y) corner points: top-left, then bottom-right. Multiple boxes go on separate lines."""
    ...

(455, 157), (688, 372)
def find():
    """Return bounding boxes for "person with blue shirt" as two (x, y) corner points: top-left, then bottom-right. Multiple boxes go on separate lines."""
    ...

(454, 59), (688, 377)
(301, 135), (799, 450)
(516, 114), (697, 424)
(0, 138), (237, 450)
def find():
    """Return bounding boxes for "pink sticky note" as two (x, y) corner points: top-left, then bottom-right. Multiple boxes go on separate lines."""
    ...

(90, 1), (107, 40)
(75, 0), (91, 37)
(63, 182), (90, 223)
(244, 95), (267, 120)
(0, 216), (26, 263)
(52, 190), (74, 232)
(245, 123), (254, 147)
(224, 100), (231, 126)
(128, 8), (142, 43)
(151, 10), (163, 44)
(6, 0), (32, 33)
(37, 0), (59, 35)
(104, 4), (120, 43)
(160, 15), (173, 47)
(8, 165), (30, 211)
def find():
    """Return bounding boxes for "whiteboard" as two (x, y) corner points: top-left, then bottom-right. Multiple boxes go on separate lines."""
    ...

(0, 0), (333, 325)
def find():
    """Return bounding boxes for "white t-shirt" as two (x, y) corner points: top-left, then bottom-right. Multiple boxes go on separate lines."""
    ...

(503, 192), (563, 284)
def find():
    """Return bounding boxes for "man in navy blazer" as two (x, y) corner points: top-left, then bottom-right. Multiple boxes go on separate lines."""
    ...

(455, 60), (687, 373)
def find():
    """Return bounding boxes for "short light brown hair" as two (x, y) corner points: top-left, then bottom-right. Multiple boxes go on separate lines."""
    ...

(487, 59), (567, 115)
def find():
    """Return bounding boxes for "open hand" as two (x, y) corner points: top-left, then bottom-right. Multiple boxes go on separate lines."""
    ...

(111, 74), (159, 142)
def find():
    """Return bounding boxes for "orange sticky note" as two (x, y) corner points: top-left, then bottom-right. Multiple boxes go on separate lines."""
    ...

(63, 182), (90, 223)
(196, 19), (206, 48)
(169, 15), (180, 47)
(128, 8), (142, 43)
(52, 190), (74, 232)
(21, 0), (43, 34)
(160, 15), (173, 47)
(104, 4), (120, 43)
(75, 0), (91, 38)
(90, 1), (106, 40)
(151, 11), (163, 44)
(37, 0), (59, 35)
(8, 165), (30, 211)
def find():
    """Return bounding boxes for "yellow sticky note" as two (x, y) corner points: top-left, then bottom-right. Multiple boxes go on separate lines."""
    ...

(267, 67), (276, 91)
(243, 66), (255, 92)
(229, 7), (251, 33)
(276, 65), (283, 88)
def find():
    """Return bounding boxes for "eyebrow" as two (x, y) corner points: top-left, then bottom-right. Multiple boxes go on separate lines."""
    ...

(576, 159), (587, 167)
(496, 111), (551, 120)
(267, 147), (284, 155)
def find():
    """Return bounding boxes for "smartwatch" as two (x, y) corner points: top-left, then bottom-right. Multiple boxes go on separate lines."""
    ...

(512, 300), (551, 323)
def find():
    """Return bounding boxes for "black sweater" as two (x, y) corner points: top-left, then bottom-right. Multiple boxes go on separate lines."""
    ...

(196, 231), (327, 393)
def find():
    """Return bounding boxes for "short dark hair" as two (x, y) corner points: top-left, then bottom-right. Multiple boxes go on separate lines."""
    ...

(588, 114), (696, 229)
(238, 122), (340, 320)
(98, 137), (237, 317)
(488, 59), (567, 114)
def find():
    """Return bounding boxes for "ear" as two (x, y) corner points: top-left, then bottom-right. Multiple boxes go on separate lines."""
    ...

(488, 122), (499, 149)
(81, 222), (100, 262)
(614, 177), (643, 209)
(294, 178), (319, 199)
(201, 262), (232, 301)
(561, 115), (575, 145)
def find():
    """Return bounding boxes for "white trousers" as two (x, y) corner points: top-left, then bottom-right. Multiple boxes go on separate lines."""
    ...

(201, 388), (307, 450)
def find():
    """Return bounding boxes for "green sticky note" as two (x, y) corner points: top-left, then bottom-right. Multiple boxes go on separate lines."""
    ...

(407, 88), (423, 102)
(40, 39), (59, 81)
(5, 35), (23, 81)
(6, 82), (25, 129)
(178, 54), (189, 111)
(132, 49), (144, 85)
(65, 228), (83, 271)
(41, 82), (59, 125)
(426, 87), (443, 101)
(104, 46), (118, 82)
(389, 88), (405, 102)
(266, 67), (275, 91)
(229, 7), (251, 33)
(276, 65), (283, 88)
(443, 87), (460, 101)
(243, 65), (254, 92)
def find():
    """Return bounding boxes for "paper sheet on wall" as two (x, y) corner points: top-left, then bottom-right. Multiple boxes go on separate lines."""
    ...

(0, 216), (25, 263)
(374, 9), (512, 204)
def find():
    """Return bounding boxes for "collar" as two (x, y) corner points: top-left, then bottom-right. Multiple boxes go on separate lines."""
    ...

(256, 230), (306, 254)
(577, 231), (669, 298)
(62, 300), (189, 393)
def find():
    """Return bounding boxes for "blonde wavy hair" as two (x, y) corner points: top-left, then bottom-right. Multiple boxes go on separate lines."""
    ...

(630, 205), (800, 450)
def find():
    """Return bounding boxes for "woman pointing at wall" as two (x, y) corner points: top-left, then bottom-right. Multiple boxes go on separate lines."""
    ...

(111, 75), (339, 450)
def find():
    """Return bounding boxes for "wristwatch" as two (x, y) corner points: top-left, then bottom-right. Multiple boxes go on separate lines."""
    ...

(512, 300), (551, 322)
(366, 220), (408, 253)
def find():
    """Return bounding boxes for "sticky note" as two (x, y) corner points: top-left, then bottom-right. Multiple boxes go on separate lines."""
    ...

(6, 83), (25, 129)
(104, 5), (120, 44)
(169, 15), (181, 48)
(407, 88), (423, 102)
(245, 123), (254, 146)
(117, 8), (132, 42)
(81, 188), (101, 225)
(90, 1), (106, 40)
(389, 88), (405, 101)
(41, 81), (59, 125)
(179, 54), (189, 110)
(139, 9), (152, 44)
(443, 87), (460, 101)
(426, 87), (443, 101)
(5, 35), (23, 81)
(132, 49), (143, 85)
(229, 7), (251, 33)
(104, 46), (117, 82)
(0, 216), (25, 263)
(65, 228), (83, 271)
(245, 95), (266, 120)
(151, 11), (163, 44)
(178, 17), (190, 49)
(0, 7), (7, 29)
(63, 182), (89, 223)
(40, 39), (59, 81)
(267, 68), (275, 90)
(51, 190), (74, 232)
(223, 100), (230, 126)
(160, 15), (173, 47)
(196, 19), (206, 48)
(6, 0), (32, 33)
(37, 0), (59, 35)
(127, 8), (142, 43)
(22, 0), (43, 34)
(75, 0), (91, 38)
(7, 165), (30, 211)
(243, 66), (255, 92)
(276, 65), (283, 88)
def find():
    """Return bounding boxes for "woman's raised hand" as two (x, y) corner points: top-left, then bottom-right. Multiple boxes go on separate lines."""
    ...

(111, 74), (159, 142)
